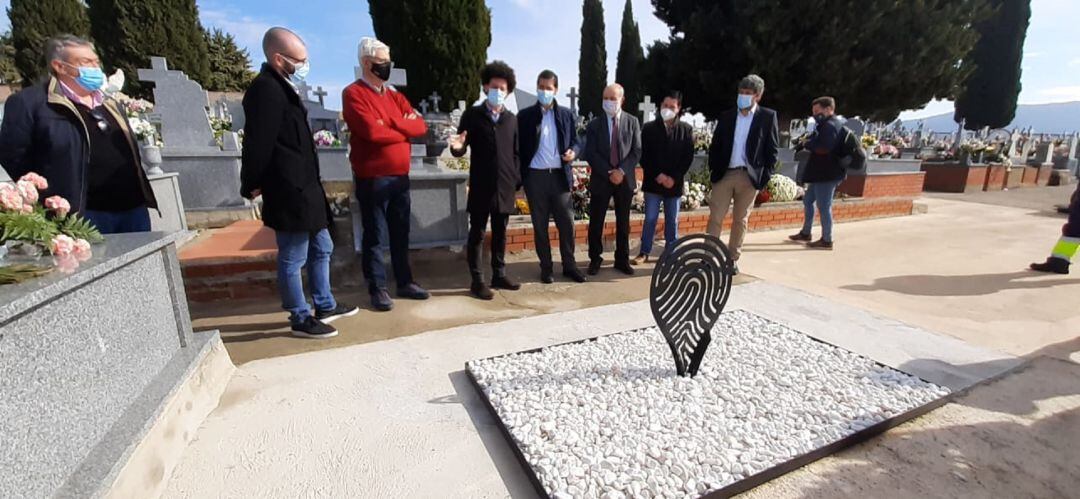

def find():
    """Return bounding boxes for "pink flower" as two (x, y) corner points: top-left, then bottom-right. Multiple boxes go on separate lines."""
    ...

(73, 239), (92, 261)
(19, 203), (33, 214)
(0, 183), (23, 211)
(53, 254), (80, 274)
(44, 196), (71, 218)
(16, 180), (38, 204)
(18, 172), (48, 191)
(50, 234), (75, 256)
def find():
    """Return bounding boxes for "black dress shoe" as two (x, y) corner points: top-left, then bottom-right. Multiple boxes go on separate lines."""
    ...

(540, 269), (554, 284)
(587, 260), (602, 275)
(397, 282), (430, 300)
(370, 289), (394, 312)
(491, 275), (521, 290)
(613, 262), (635, 275)
(471, 281), (495, 300)
(562, 268), (587, 283)
(1031, 257), (1070, 274)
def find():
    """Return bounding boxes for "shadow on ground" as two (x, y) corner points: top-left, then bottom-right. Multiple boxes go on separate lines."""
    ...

(841, 270), (1080, 297)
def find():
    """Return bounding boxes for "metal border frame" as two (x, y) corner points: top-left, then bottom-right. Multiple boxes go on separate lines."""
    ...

(464, 318), (965, 499)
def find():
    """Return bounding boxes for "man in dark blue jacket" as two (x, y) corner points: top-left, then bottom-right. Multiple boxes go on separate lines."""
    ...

(0, 35), (157, 233)
(517, 70), (587, 284)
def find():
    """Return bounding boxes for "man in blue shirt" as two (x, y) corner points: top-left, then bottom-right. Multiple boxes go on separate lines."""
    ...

(518, 70), (587, 284)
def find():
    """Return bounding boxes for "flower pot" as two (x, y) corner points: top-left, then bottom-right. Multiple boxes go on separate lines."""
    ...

(141, 144), (165, 176)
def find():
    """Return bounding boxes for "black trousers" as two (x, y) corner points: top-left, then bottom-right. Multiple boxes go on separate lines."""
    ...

(356, 175), (413, 293)
(588, 175), (634, 265)
(524, 170), (577, 272)
(467, 207), (510, 282)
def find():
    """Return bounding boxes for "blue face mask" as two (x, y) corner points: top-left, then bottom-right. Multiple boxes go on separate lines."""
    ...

(737, 94), (754, 110)
(66, 63), (105, 92)
(537, 90), (555, 106)
(487, 87), (506, 108)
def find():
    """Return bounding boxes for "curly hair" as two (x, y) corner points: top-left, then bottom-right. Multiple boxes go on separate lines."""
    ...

(481, 60), (516, 92)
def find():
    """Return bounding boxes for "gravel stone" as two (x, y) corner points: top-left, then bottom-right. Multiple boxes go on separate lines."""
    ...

(468, 310), (949, 498)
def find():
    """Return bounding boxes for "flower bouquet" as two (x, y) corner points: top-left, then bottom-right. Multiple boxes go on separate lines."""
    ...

(313, 130), (340, 148)
(765, 175), (798, 203)
(571, 166), (591, 220)
(682, 182), (708, 210)
(0, 174), (103, 284)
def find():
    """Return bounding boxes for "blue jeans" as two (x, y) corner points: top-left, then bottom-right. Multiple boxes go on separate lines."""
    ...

(275, 229), (337, 325)
(356, 175), (414, 293)
(640, 192), (681, 256)
(801, 180), (843, 242)
(83, 206), (151, 234)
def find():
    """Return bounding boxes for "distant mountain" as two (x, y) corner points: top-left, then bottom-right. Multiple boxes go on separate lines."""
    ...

(901, 101), (1080, 133)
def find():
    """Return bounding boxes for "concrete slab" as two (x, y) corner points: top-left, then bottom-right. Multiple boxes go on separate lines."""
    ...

(162, 283), (1017, 498)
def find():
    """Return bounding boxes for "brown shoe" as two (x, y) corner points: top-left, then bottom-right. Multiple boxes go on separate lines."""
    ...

(631, 254), (649, 265)
(789, 232), (812, 242)
(807, 239), (834, 250)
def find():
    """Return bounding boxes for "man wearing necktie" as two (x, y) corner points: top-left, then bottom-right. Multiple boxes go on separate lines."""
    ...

(584, 84), (643, 276)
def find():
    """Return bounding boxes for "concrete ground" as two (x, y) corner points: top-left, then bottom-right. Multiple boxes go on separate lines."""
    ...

(170, 190), (1080, 498)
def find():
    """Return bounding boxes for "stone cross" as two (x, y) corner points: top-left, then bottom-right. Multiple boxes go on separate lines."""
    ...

(296, 81), (313, 102)
(427, 91), (442, 112)
(566, 87), (580, 115)
(314, 86), (328, 107)
(638, 95), (656, 120)
(1009, 130), (1022, 158)
(137, 56), (216, 151)
(457, 100), (467, 112)
(419, 100), (430, 115)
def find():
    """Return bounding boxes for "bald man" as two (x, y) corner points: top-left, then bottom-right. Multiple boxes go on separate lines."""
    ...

(583, 84), (642, 276)
(240, 27), (357, 339)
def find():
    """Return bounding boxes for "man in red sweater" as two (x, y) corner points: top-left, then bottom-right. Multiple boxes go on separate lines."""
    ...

(342, 37), (430, 312)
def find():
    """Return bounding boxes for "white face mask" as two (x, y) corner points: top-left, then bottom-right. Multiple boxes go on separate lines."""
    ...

(660, 108), (677, 122)
(603, 99), (620, 117)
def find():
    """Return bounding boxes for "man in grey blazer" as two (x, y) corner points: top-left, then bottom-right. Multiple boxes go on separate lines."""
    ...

(584, 83), (643, 276)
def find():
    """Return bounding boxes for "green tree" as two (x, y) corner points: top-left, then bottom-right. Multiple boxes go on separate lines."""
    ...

(204, 28), (256, 92)
(646, 0), (990, 123)
(0, 32), (22, 86)
(578, 0), (607, 119)
(88, 0), (211, 97)
(954, 0), (1031, 130)
(368, 0), (490, 112)
(615, 0), (645, 115)
(8, 0), (89, 86)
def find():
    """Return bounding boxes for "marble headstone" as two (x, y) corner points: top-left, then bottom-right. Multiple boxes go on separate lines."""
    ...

(137, 57), (217, 152)
(846, 118), (866, 139)
(638, 95), (657, 121)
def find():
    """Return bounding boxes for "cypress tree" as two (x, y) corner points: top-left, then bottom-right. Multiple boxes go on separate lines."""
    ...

(647, 0), (991, 123)
(204, 28), (256, 92)
(954, 0), (1031, 130)
(615, 0), (645, 115)
(578, 0), (607, 119)
(88, 0), (211, 97)
(0, 32), (21, 86)
(369, 0), (490, 112)
(8, 0), (89, 86)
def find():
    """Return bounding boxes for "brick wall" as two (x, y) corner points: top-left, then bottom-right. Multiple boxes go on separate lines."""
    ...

(922, 164), (988, 193)
(494, 197), (916, 254)
(838, 173), (926, 198)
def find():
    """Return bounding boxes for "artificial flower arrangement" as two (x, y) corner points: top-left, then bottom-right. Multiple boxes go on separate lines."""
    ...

(681, 182), (708, 210)
(0, 174), (103, 284)
(313, 130), (342, 148)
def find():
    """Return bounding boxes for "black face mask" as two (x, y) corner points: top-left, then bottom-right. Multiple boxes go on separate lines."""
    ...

(814, 113), (828, 122)
(371, 61), (392, 81)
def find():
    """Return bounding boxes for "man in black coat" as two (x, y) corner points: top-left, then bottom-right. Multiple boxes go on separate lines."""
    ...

(584, 83), (643, 276)
(707, 74), (780, 273)
(517, 70), (587, 284)
(789, 96), (847, 250)
(450, 61), (521, 300)
(240, 27), (356, 338)
(0, 35), (157, 233)
(634, 90), (694, 264)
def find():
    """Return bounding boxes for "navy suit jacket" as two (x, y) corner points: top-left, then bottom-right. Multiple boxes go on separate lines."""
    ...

(517, 101), (580, 190)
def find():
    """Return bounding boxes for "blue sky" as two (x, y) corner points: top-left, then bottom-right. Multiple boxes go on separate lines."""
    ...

(2, 0), (1078, 120)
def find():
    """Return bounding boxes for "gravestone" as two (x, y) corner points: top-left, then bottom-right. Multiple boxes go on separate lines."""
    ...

(846, 118), (866, 139)
(1033, 141), (1054, 165)
(419, 100), (430, 115)
(313, 86), (328, 107)
(297, 82), (342, 136)
(638, 95), (656, 121)
(1020, 137), (1035, 162)
(566, 87), (580, 116)
(137, 57), (216, 152)
(427, 91), (442, 113)
(1009, 130), (1023, 159)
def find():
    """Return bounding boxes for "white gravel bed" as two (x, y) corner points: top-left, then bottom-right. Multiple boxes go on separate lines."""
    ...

(467, 310), (950, 499)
